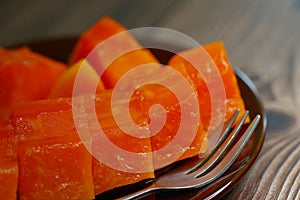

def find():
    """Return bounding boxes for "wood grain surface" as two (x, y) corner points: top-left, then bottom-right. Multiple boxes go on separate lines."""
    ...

(1, 0), (300, 199)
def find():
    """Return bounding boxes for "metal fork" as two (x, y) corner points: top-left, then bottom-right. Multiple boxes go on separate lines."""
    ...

(119, 110), (261, 200)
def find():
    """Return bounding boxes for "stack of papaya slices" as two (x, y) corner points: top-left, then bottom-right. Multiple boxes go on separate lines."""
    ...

(0, 16), (248, 199)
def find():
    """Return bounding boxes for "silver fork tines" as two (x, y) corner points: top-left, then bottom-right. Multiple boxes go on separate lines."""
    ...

(120, 110), (261, 200)
(188, 110), (250, 177)
(186, 109), (243, 174)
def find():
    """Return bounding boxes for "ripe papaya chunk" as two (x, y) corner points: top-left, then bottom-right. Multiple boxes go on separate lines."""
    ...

(168, 41), (248, 133)
(69, 16), (159, 89)
(69, 16), (127, 64)
(72, 91), (155, 195)
(17, 136), (94, 200)
(138, 86), (207, 169)
(48, 59), (105, 98)
(203, 41), (248, 124)
(0, 47), (66, 120)
(15, 110), (95, 200)
(13, 92), (155, 196)
(114, 65), (208, 169)
(0, 121), (18, 200)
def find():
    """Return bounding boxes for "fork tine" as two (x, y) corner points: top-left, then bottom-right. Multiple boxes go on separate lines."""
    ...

(187, 110), (248, 174)
(195, 114), (261, 179)
(186, 109), (241, 174)
(192, 111), (250, 176)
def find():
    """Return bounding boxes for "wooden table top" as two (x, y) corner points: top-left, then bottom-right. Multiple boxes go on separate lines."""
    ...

(1, 0), (300, 199)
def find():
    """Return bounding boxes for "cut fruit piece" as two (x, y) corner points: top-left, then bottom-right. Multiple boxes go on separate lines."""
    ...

(48, 59), (105, 98)
(0, 121), (18, 200)
(69, 16), (159, 88)
(69, 16), (127, 64)
(0, 47), (66, 120)
(203, 41), (248, 124)
(98, 49), (159, 89)
(15, 111), (95, 200)
(17, 136), (95, 200)
(74, 92), (155, 195)
(168, 41), (248, 132)
(92, 158), (154, 195)
(115, 65), (208, 169)
(13, 92), (155, 196)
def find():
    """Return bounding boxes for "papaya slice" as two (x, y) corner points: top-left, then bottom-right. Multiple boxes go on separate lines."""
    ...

(69, 16), (126, 64)
(14, 91), (155, 196)
(17, 136), (94, 200)
(0, 47), (66, 120)
(110, 64), (207, 169)
(89, 91), (154, 194)
(15, 110), (95, 200)
(168, 41), (248, 132)
(135, 84), (208, 169)
(0, 121), (18, 200)
(48, 59), (105, 98)
(203, 41), (247, 123)
(69, 16), (159, 89)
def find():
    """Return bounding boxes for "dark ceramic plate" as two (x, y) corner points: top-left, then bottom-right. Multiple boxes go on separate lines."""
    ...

(17, 37), (267, 200)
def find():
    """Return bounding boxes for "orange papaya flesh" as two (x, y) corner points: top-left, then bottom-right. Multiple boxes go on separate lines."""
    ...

(13, 92), (155, 196)
(17, 136), (94, 200)
(69, 16), (127, 64)
(98, 49), (159, 89)
(92, 91), (152, 153)
(78, 92), (154, 194)
(13, 97), (73, 118)
(15, 110), (95, 200)
(203, 41), (248, 123)
(15, 110), (78, 140)
(92, 158), (154, 196)
(69, 16), (159, 89)
(0, 121), (18, 200)
(168, 41), (248, 133)
(131, 84), (180, 152)
(48, 59), (105, 99)
(0, 47), (66, 120)
(117, 66), (208, 169)
(14, 91), (152, 153)
(13, 91), (124, 138)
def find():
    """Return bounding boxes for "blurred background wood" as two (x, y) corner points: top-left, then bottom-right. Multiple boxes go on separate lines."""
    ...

(1, 0), (300, 199)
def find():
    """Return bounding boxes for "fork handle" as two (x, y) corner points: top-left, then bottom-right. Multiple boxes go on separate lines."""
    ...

(117, 184), (158, 200)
